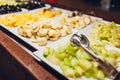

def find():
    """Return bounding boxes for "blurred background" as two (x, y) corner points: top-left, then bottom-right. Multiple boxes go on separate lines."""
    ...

(44, 0), (120, 11)
(84, 0), (120, 11)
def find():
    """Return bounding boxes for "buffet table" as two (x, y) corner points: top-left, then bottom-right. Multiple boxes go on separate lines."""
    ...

(0, 0), (120, 80)
(0, 30), (58, 80)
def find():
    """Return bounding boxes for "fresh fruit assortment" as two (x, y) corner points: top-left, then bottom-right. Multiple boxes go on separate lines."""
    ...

(0, 0), (21, 14)
(18, 18), (72, 46)
(0, 8), (62, 27)
(35, 8), (62, 18)
(60, 11), (97, 29)
(43, 43), (106, 80)
(0, 5), (22, 14)
(90, 22), (120, 48)
(0, 13), (38, 27)
(43, 22), (120, 79)
(89, 22), (120, 67)
(1, 1), (120, 79)
(90, 22), (120, 65)
(0, 0), (45, 14)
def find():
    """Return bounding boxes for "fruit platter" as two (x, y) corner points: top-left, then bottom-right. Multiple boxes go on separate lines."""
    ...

(0, 1), (120, 80)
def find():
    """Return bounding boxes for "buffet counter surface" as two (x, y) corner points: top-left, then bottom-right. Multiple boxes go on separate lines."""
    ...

(0, 30), (57, 80)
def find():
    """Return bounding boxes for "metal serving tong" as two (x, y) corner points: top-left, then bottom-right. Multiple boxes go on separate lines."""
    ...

(70, 33), (120, 80)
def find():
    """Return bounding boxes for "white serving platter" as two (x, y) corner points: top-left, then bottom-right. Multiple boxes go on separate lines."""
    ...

(1, 5), (118, 80)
